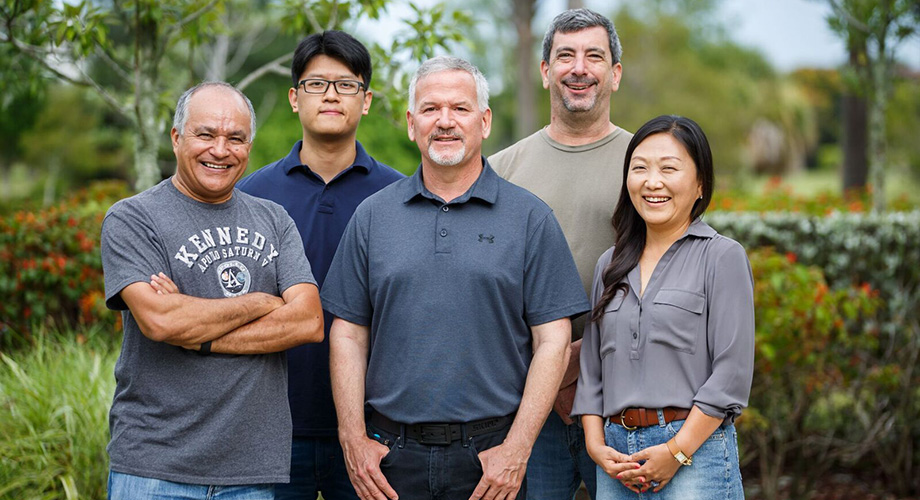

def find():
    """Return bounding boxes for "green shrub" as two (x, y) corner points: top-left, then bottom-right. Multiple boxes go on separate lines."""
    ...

(0, 328), (117, 499)
(741, 248), (880, 498)
(0, 181), (131, 347)
(708, 210), (920, 496)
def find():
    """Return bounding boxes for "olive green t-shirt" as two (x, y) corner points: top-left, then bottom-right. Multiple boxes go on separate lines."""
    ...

(490, 126), (632, 339)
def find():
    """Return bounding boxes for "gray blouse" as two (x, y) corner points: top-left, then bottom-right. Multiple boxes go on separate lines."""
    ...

(572, 219), (755, 422)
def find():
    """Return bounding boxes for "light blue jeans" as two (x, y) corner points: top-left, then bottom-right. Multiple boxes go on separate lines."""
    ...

(108, 471), (274, 500)
(596, 417), (743, 500)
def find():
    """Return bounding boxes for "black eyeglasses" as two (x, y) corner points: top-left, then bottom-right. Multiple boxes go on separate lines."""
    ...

(297, 79), (366, 95)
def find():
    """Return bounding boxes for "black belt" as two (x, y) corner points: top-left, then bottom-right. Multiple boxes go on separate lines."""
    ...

(369, 412), (514, 446)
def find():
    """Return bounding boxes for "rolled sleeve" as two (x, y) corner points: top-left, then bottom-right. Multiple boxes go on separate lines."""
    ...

(693, 240), (755, 420)
(571, 249), (611, 417)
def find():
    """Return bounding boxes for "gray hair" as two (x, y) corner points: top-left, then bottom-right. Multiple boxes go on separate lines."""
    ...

(542, 8), (622, 65)
(173, 81), (257, 142)
(408, 56), (490, 113)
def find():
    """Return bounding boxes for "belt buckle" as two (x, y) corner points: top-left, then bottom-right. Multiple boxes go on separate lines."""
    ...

(418, 423), (452, 445)
(619, 409), (637, 431)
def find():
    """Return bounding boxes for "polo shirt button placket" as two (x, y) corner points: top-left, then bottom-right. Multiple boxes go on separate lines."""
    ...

(436, 204), (451, 254)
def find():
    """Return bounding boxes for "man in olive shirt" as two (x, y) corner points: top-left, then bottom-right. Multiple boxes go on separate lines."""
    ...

(489, 8), (632, 500)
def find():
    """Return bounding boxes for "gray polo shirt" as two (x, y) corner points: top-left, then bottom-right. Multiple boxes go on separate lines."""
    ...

(572, 220), (754, 422)
(321, 160), (590, 424)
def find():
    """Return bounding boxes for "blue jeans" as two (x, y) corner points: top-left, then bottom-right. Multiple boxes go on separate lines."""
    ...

(275, 436), (358, 500)
(596, 418), (743, 500)
(108, 471), (274, 500)
(526, 411), (597, 500)
(368, 420), (525, 500)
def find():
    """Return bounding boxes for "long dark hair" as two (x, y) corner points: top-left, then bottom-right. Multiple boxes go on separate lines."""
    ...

(590, 115), (714, 321)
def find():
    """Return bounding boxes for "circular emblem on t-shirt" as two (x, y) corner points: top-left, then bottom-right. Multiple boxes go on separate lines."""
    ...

(217, 261), (251, 297)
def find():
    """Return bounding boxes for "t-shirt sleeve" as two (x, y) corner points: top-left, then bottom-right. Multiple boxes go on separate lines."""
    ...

(693, 239), (755, 421)
(275, 213), (316, 293)
(522, 210), (591, 326)
(320, 208), (372, 325)
(100, 202), (170, 311)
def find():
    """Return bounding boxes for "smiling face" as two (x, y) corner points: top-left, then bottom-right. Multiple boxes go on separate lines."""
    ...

(406, 69), (491, 170)
(171, 86), (252, 204)
(290, 54), (372, 141)
(627, 133), (703, 236)
(541, 26), (621, 116)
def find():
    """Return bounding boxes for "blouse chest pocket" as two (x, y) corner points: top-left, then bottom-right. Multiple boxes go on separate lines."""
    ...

(650, 288), (705, 354)
(599, 295), (625, 359)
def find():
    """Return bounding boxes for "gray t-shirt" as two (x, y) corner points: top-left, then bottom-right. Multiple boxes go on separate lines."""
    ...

(572, 220), (755, 422)
(101, 179), (315, 485)
(490, 127), (632, 340)
(321, 162), (590, 424)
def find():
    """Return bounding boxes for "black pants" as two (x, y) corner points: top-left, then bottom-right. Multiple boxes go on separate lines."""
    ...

(367, 420), (527, 500)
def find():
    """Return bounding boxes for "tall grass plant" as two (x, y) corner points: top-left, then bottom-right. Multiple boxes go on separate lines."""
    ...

(0, 327), (117, 499)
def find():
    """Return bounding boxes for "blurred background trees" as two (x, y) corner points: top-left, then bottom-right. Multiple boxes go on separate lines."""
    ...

(2, 0), (917, 209)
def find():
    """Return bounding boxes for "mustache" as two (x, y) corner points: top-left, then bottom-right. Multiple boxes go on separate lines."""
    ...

(562, 76), (598, 86)
(428, 129), (464, 141)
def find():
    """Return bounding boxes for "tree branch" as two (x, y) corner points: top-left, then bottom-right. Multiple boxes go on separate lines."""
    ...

(5, 35), (130, 118)
(828, 0), (871, 34)
(169, 0), (221, 38)
(304, 7), (323, 33)
(327, 0), (339, 30)
(157, 0), (221, 57)
(237, 52), (291, 90)
(94, 45), (131, 81)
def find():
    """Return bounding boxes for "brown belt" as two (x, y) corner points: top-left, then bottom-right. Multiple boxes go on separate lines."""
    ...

(611, 407), (690, 429)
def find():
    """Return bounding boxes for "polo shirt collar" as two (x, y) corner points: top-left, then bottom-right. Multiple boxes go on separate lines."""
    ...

(280, 140), (372, 176)
(401, 156), (499, 205)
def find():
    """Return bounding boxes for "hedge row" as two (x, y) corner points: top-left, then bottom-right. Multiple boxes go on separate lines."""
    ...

(707, 210), (920, 497)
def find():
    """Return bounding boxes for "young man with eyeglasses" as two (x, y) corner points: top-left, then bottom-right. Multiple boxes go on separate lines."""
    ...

(237, 30), (404, 500)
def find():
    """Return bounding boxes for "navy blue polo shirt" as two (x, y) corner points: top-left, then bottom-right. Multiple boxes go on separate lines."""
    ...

(321, 160), (590, 423)
(237, 140), (404, 436)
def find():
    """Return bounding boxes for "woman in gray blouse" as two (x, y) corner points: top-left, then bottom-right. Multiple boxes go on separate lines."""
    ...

(572, 115), (754, 499)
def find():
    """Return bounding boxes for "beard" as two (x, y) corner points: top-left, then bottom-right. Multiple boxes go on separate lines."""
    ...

(558, 76), (600, 112)
(427, 129), (466, 166)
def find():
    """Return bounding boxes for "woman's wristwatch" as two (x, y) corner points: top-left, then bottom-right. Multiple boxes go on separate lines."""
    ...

(666, 438), (693, 466)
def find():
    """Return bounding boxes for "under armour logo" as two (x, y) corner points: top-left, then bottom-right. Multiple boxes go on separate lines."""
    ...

(478, 234), (494, 243)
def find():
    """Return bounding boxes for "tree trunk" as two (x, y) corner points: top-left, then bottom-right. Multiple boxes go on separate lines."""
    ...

(867, 45), (890, 212)
(133, 6), (164, 191)
(512, 0), (537, 140)
(842, 40), (870, 192)
(841, 93), (868, 190)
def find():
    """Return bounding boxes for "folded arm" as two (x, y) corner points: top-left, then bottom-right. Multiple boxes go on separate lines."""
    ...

(208, 282), (323, 354)
(120, 276), (283, 345)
